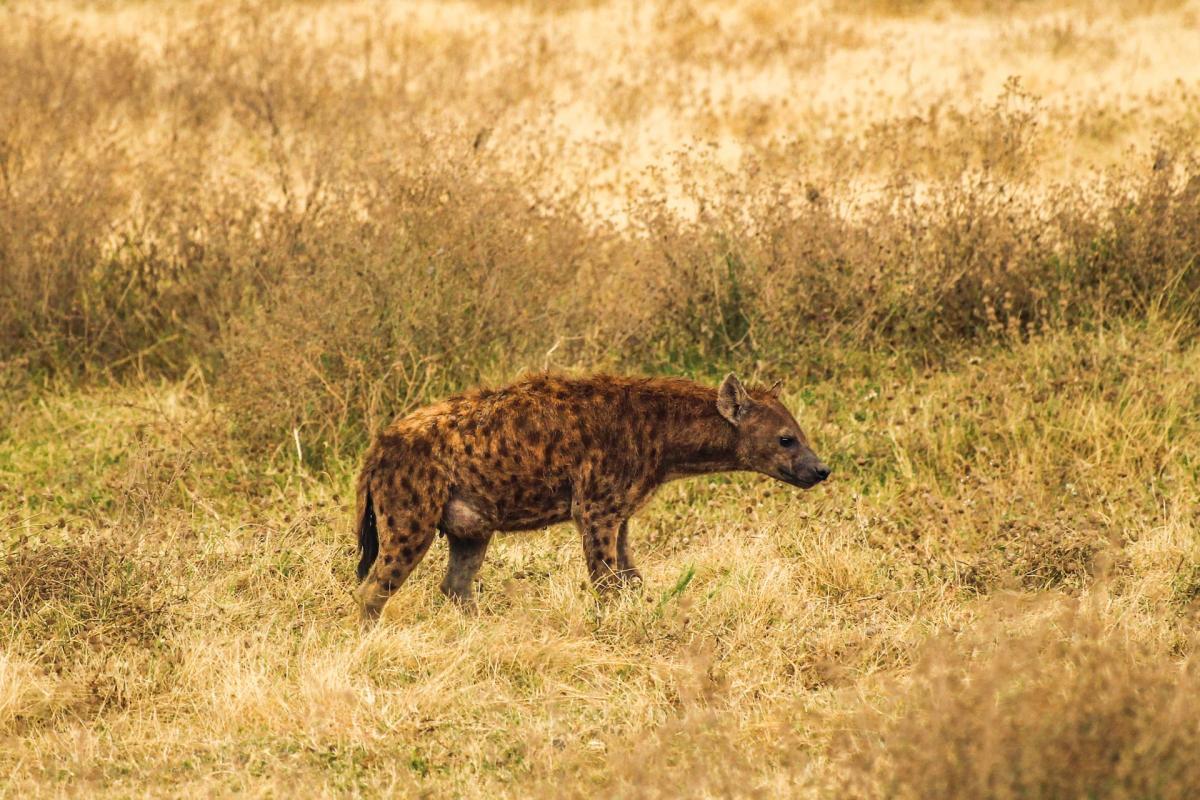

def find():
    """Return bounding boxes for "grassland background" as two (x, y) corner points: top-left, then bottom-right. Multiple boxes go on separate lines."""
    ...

(3, 0), (1200, 797)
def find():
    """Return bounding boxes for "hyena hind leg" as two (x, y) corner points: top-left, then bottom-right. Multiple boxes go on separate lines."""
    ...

(357, 509), (438, 625)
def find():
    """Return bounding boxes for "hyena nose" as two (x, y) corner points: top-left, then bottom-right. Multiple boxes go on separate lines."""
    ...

(814, 464), (831, 481)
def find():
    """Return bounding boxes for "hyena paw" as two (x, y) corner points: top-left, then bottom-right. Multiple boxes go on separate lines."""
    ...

(439, 582), (480, 612)
(616, 568), (643, 588)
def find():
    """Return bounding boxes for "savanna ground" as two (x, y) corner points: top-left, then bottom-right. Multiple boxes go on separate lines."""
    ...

(3, 0), (1200, 796)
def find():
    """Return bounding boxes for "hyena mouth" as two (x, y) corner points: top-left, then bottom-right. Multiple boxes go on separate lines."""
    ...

(778, 468), (818, 489)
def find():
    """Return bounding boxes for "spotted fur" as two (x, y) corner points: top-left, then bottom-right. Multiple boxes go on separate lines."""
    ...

(353, 373), (830, 623)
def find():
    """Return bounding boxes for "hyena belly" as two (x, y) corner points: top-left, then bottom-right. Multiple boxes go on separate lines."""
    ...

(451, 479), (571, 534)
(439, 480), (572, 536)
(494, 480), (572, 532)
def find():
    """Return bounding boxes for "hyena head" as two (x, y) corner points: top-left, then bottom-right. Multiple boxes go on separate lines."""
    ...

(716, 372), (831, 489)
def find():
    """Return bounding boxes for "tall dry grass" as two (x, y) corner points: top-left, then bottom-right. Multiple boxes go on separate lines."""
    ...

(4, 4), (1199, 459)
(835, 596), (1200, 799)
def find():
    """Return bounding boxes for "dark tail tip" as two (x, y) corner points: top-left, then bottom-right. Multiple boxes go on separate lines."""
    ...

(357, 487), (379, 582)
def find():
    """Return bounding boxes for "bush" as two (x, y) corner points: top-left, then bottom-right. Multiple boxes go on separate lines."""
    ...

(2, 6), (1199, 460)
(836, 598), (1200, 799)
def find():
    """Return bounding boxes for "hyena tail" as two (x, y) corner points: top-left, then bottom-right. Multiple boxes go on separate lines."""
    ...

(356, 483), (379, 582)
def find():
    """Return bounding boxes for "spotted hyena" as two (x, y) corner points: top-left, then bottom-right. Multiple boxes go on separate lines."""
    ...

(353, 373), (830, 623)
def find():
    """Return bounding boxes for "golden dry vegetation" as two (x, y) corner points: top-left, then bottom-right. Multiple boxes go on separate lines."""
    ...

(3, 0), (1200, 796)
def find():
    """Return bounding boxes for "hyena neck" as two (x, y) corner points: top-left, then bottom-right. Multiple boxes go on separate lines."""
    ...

(658, 390), (741, 479)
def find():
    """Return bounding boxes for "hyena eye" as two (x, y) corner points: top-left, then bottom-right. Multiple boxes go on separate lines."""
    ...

(779, 436), (796, 448)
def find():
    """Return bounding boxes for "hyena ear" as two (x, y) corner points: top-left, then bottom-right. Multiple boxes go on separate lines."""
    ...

(717, 373), (753, 425)
(768, 379), (783, 397)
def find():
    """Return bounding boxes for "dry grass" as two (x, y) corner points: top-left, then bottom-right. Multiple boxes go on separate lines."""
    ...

(3, 0), (1200, 796)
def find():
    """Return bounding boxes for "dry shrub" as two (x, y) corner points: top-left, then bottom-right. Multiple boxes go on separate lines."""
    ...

(653, 1), (866, 71)
(856, 77), (1045, 180)
(626, 152), (1200, 377)
(0, 15), (140, 371)
(549, 710), (779, 800)
(0, 653), (60, 732)
(0, 11), (280, 376)
(0, 536), (180, 672)
(0, 531), (186, 717)
(0, 5), (483, 377)
(107, 441), (197, 530)
(836, 598), (1200, 799)
(3, 7), (1199, 454)
(961, 517), (1114, 593)
(209, 141), (1200, 460)
(216, 159), (601, 459)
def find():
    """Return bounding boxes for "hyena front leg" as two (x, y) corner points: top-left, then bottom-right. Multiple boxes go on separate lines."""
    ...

(571, 499), (628, 593)
(615, 521), (642, 586)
